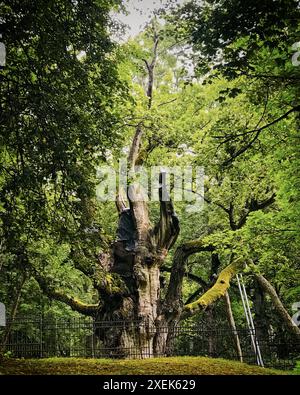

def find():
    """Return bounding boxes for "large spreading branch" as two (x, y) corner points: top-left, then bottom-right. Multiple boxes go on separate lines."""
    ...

(182, 259), (244, 318)
(159, 240), (215, 321)
(228, 193), (276, 230)
(32, 269), (100, 316)
(202, 187), (275, 231)
(162, 186), (276, 322)
(185, 287), (205, 305)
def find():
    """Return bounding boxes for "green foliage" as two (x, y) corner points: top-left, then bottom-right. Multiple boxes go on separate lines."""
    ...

(0, 0), (125, 241)
(0, 0), (126, 319)
(173, 0), (300, 79)
(164, 0), (300, 323)
(294, 360), (300, 374)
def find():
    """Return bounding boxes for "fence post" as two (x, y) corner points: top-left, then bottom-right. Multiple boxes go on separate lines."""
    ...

(55, 318), (57, 357)
(40, 315), (43, 358)
(92, 318), (95, 358)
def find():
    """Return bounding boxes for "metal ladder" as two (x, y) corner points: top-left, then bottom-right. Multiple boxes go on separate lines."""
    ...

(236, 273), (264, 367)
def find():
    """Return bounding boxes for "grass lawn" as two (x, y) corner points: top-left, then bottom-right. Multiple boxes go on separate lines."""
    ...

(0, 356), (295, 375)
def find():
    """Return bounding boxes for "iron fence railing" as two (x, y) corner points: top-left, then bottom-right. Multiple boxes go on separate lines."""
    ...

(1, 316), (299, 370)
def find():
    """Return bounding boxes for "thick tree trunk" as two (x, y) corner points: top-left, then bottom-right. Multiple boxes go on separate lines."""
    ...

(96, 171), (179, 358)
(96, 243), (169, 358)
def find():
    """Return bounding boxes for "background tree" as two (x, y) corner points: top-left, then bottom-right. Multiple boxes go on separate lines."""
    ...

(0, 0), (126, 348)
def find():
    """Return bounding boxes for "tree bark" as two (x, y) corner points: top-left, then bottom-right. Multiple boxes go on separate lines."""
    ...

(255, 274), (300, 340)
(206, 308), (216, 356)
(253, 278), (270, 341)
(183, 259), (244, 318)
(224, 291), (243, 362)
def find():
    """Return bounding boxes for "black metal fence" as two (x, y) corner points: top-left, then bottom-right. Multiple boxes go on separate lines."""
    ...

(1, 316), (300, 370)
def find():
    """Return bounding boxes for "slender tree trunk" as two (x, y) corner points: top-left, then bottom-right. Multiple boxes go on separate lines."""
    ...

(255, 274), (300, 340)
(206, 308), (216, 356)
(224, 291), (243, 362)
(253, 278), (270, 341)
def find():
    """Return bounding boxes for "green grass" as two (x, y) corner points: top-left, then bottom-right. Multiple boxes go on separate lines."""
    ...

(0, 356), (295, 375)
(294, 360), (300, 374)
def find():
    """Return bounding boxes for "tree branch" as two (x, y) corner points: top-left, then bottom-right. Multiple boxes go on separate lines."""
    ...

(128, 122), (144, 169)
(158, 241), (215, 322)
(157, 98), (177, 107)
(182, 259), (244, 318)
(230, 193), (276, 230)
(144, 25), (159, 109)
(223, 105), (300, 166)
(116, 189), (128, 214)
(142, 58), (150, 72)
(254, 273), (300, 340)
(33, 269), (100, 316)
(185, 287), (203, 305)
(153, 172), (180, 253)
(161, 265), (208, 288)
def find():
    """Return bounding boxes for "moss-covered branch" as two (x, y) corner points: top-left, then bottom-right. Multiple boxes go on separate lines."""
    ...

(183, 259), (243, 318)
(33, 270), (100, 316)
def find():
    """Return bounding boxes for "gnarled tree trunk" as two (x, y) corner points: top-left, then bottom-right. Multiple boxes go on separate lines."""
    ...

(96, 168), (180, 357)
